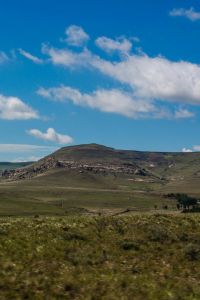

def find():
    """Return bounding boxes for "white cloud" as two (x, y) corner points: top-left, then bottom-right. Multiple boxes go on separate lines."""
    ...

(175, 108), (194, 119)
(11, 156), (42, 162)
(42, 43), (200, 107)
(182, 147), (193, 153)
(19, 49), (43, 64)
(95, 36), (132, 54)
(182, 145), (200, 152)
(65, 25), (89, 46)
(38, 86), (197, 120)
(42, 44), (92, 68)
(40, 26), (200, 120)
(0, 144), (55, 153)
(91, 54), (200, 106)
(0, 94), (39, 120)
(28, 128), (73, 144)
(37, 85), (168, 118)
(0, 51), (9, 64)
(170, 7), (200, 21)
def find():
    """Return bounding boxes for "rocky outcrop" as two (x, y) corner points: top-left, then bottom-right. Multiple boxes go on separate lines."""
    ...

(1, 156), (153, 181)
(2, 157), (61, 180)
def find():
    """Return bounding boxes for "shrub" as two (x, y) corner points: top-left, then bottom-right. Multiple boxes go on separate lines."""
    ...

(121, 240), (140, 251)
(184, 243), (200, 261)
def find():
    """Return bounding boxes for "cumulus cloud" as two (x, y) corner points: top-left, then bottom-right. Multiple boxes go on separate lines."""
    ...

(42, 44), (92, 68)
(38, 26), (200, 120)
(95, 36), (132, 54)
(170, 7), (200, 21)
(65, 25), (89, 46)
(182, 145), (200, 152)
(91, 54), (200, 106)
(42, 42), (200, 107)
(0, 95), (38, 120)
(38, 85), (173, 118)
(38, 85), (195, 120)
(19, 49), (43, 64)
(28, 128), (73, 144)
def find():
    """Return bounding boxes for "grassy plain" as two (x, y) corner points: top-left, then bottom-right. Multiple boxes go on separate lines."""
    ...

(0, 168), (175, 216)
(0, 214), (200, 299)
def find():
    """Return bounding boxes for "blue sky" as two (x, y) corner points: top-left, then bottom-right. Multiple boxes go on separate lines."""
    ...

(0, 0), (200, 161)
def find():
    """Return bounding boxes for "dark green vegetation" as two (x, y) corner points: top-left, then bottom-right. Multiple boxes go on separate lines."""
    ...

(1, 214), (200, 299)
(167, 193), (199, 211)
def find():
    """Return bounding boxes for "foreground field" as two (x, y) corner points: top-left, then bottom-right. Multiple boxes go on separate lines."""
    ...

(0, 214), (200, 299)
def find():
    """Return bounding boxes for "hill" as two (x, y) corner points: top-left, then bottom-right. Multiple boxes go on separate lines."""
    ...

(0, 143), (159, 181)
(1, 143), (200, 183)
(0, 144), (199, 216)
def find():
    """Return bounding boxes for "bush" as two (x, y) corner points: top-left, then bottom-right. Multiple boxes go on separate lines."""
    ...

(166, 193), (198, 210)
(184, 243), (200, 261)
(121, 240), (140, 251)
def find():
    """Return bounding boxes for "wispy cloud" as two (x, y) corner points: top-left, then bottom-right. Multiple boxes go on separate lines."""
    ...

(170, 7), (200, 21)
(0, 51), (9, 64)
(0, 94), (39, 120)
(11, 156), (42, 162)
(175, 108), (194, 119)
(19, 48), (44, 64)
(0, 144), (55, 153)
(27, 128), (73, 144)
(0, 144), (57, 162)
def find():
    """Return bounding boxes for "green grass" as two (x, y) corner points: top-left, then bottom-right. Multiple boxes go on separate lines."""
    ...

(0, 214), (200, 299)
(0, 176), (174, 215)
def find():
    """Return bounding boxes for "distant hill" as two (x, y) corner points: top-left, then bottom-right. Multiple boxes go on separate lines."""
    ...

(0, 144), (200, 215)
(1, 144), (200, 189)
(0, 162), (32, 174)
